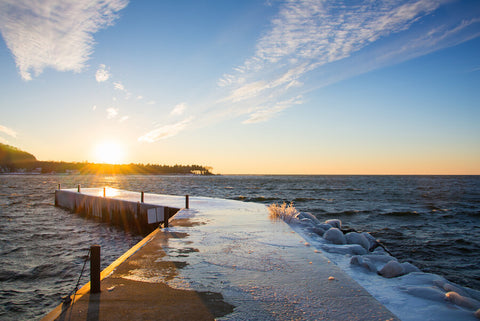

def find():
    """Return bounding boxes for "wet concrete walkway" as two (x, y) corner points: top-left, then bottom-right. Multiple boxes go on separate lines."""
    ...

(43, 189), (398, 320)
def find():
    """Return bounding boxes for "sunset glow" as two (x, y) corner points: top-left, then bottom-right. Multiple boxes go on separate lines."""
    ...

(0, 1), (479, 174)
(94, 141), (125, 164)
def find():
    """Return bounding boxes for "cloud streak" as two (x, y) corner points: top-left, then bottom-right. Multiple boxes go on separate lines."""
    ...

(217, 0), (478, 123)
(0, 125), (17, 138)
(138, 117), (194, 142)
(0, 0), (128, 80)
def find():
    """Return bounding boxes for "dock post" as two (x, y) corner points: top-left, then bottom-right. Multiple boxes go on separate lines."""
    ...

(186, 195), (189, 209)
(77, 184), (81, 193)
(141, 191), (144, 203)
(90, 245), (101, 293)
(103, 187), (106, 197)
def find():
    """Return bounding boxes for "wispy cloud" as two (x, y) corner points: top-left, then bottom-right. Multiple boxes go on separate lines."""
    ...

(0, 124), (17, 138)
(95, 64), (111, 82)
(0, 0), (128, 81)
(242, 96), (303, 124)
(138, 117), (194, 142)
(170, 103), (187, 116)
(139, 0), (479, 141)
(216, 0), (478, 124)
(106, 107), (119, 119)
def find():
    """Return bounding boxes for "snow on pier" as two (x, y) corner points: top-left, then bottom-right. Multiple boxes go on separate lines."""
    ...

(46, 188), (398, 320)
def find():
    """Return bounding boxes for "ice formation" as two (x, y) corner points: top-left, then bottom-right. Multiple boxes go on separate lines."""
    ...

(289, 210), (480, 320)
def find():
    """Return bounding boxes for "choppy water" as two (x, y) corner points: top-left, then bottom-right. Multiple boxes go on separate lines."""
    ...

(1, 174), (479, 320)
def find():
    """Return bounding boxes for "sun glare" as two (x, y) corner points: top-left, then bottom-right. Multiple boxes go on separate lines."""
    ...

(94, 141), (125, 164)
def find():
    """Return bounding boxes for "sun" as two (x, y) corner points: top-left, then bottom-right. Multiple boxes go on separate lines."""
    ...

(94, 141), (125, 164)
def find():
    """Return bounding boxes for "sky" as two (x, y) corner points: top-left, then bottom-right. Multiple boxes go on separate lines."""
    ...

(0, 0), (479, 175)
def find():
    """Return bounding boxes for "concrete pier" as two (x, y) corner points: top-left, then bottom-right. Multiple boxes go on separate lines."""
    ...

(55, 188), (180, 234)
(44, 189), (398, 320)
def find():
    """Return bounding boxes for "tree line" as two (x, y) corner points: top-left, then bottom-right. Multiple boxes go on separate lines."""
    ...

(0, 143), (213, 175)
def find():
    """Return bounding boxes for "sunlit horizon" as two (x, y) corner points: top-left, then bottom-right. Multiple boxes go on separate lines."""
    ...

(0, 1), (479, 175)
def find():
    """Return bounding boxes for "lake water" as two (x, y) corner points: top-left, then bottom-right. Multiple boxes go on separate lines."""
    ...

(1, 174), (479, 320)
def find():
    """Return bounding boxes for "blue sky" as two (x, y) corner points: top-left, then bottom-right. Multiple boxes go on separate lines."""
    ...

(0, 0), (479, 174)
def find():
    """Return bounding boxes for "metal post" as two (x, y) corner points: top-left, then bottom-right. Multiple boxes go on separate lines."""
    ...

(164, 209), (169, 228)
(90, 245), (101, 293)
(103, 187), (106, 197)
(77, 184), (81, 193)
(186, 195), (189, 209)
(141, 191), (144, 203)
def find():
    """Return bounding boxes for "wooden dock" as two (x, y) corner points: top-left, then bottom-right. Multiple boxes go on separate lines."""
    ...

(55, 186), (182, 234)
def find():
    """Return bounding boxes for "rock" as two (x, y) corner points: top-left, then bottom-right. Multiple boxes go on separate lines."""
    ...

(321, 244), (367, 255)
(325, 219), (341, 229)
(445, 292), (480, 310)
(345, 232), (370, 250)
(475, 308), (480, 319)
(296, 212), (322, 225)
(378, 260), (405, 278)
(308, 226), (327, 236)
(401, 262), (421, 274)
(350, 254), (395, 272)
(350, 256), (377, 272)
(323, 228), (346, 244)
(361, 232), (378, 250)
(401, 286), (447, 302)
(319, 223), (333, 231)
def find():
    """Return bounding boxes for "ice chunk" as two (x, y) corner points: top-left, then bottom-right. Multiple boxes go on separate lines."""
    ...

(319, 223), (333, 230)
(400, 286), (447, 302)
(350, 254), (396, 272)
(445, 292), (480, 310)
(323, 228), (346, 244)
(350, 256), (377, 272)
(345, 232), (370, 250)
(401, 262), (421, 274)
(325, 219), (341, 229)
(361, 232), (378, 251)
(296, 212), (322, 225)
(321, 244), (367, 255)
(308, 226), (328, 236)
(378, 260), (405, 278)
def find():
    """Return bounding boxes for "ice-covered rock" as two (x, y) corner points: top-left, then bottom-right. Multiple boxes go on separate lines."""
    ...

(323, 228), (346, 244)
(379, 260), (405, 278)
(400, 286), (447, 302)
(350, 254), (395, 272)
(361, 232), (378, 251)
(321, 244), (367, 255)
(319, 223), (333, 231)
(445, 292), (480, 310)
(345, 232), (370, 250)
(442, 282), (471, 298)
(325, 219), (341, 229)
(308, 226), (328, 236)
(296, 212), (322, 225)
(350, 256), (377, 272)
(401, 262), (421, 274)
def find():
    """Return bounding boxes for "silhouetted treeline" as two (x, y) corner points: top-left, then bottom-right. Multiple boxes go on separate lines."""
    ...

(0, 143), (36, 165)
(1, 160), (213, 175)
(0, 143), (213, 175)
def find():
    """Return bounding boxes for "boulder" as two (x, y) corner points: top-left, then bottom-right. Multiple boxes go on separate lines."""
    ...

(345, 232), (370, 250)
(325, 219), (341, 229)
(378, 260), (405, 278)
(323, 228), (346, 245)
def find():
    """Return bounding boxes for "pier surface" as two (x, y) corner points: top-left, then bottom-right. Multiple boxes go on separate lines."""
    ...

(44, 188), (398, 320)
